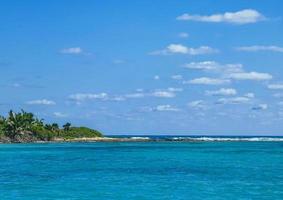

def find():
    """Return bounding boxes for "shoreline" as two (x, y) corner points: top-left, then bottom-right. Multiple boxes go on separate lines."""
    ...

(52, 137), (152, 142)
(1, 136), (283, 144)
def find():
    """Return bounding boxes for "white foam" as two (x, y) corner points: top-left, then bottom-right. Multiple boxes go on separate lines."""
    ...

(170, 137), (283, 142)
(130, 137), (150, 140)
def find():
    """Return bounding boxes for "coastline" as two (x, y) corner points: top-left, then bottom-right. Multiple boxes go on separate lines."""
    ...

(52, 136), (152, 143)
(52, 136), (283, 142)
(0, 136), (152, 144)
(2, 136), (283, 144)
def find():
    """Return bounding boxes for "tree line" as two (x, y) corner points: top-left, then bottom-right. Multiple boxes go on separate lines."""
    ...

(0, 110), (102, 142)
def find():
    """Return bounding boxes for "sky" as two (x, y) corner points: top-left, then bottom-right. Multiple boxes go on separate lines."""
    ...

(0, 0), (283, 135)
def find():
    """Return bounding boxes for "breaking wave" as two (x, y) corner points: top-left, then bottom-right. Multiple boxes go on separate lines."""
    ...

(170, 137), (283, 142)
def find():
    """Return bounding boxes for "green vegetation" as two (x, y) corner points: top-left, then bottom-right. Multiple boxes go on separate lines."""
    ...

(0, 110), (103, 143)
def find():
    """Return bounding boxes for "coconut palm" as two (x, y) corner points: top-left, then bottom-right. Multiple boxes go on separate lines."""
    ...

(63, 122), (71, 131)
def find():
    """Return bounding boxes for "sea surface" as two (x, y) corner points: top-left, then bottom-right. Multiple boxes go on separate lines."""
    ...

(1, 137), (283, 200)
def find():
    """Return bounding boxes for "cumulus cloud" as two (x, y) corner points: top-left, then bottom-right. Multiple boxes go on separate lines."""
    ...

(236, 45), (283, 53)
(184, 61), (273, 82)
(177, 9), (265, 24)
(150, 44), (218, 55)
(228, 72), (272, 81)
(154, 105), (180, 112)
(69, 93), (108, 102)
(111, 96), (126, 101)
(205, 88), (237, 96)
(125, 93), (146, 98)
(140, 105), (180, 112)
(251, 104), (268, 111)
(115, 88), (183, 100)
(184, 61), (244, 74)
(54, 112), (68, 118)
(68, 88), (183, 104)
(216, 97), (251, 104)
(184, 61), (219, 70)
(26, 99), (56, 105)
(60, 47), (83, 54)
(171, 75), (183, 80)
(188, 100), (207, 110)
(151, 91), (176, 98)
(184, 77), (230, 85)
(244, 93), (255, 98)
(150, 88), (183, 98)
(167, 87), (183, 92)
(268, 84), (283, 90)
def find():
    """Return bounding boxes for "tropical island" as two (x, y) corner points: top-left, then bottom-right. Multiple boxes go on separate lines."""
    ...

(0, 110), (104, 143)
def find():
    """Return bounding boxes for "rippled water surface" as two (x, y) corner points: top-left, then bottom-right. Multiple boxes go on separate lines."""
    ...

(0, 141), (283, 199)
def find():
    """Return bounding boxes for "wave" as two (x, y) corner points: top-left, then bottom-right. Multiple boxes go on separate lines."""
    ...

(130, 137), (151, 140)
(170, 137), (283, 142)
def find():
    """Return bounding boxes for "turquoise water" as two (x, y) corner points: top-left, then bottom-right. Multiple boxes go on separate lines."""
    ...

(0, 141), (283, 199)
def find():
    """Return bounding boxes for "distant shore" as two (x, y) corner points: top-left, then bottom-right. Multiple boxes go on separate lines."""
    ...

(2, 136), (283, 144)
(50, 136), (283, 143)
(52, 136), (152, 143)
(0, 136), (152, 143)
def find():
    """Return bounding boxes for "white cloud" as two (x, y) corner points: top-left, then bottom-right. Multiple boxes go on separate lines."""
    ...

(150, 88), (183, 98)
(205, 88), (237, 96)
(171, 75), (183, 80)
(111, 96), (126, 101)
(184, 61), (219, 70)
(216, 97), (251, 104)
(167, 87), (183, 92)
(184, 77), (230, 85)
(228, 72), (272, 81)
(167, 44), (189, 54)
(60, 47), (83, 54)
(155, 105), (180, 112)
(236, 45), (283, 53)
(188, 100), (207, 110)
(178, 32), (189, 38)
(268, 84), (283, 90)
(125, 88), (182, 99)
(252, 104), (268, 110)
(69, 88), (182, 103)
(177, 9), (265, 24)
(150, 44), (218, 55)
(125, 93), (146, 98)
(184, 61), (244, 74)
(26, 99), (56, 105)
(54, 112), (68, 118)
(151, 91), (176, 98)
(140, 105), (180, 112)
(184, 61), (273, 82)
(244, 93), (255, 98)
(69, 93), (108, 102)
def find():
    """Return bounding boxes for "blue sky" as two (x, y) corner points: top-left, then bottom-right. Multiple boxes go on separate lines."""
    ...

(1, 0), (283, 135)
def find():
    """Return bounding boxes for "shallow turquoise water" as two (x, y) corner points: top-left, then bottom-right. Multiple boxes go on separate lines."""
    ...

(0, 142), (283, 199)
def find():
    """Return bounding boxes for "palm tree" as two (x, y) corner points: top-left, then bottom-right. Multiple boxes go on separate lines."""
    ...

(51, 123), (59, 131)
(63, 122), (71, 131)
(3, 110), (38, 138)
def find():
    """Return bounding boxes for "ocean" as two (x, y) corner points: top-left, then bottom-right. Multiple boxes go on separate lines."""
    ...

(1, 137), (283, 199)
